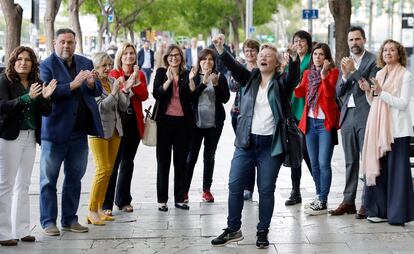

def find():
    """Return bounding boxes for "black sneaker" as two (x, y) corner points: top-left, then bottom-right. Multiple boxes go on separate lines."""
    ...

(211, 228), (244, 246)
(256, 229), (269, 249)
(304, 200), (328, 215)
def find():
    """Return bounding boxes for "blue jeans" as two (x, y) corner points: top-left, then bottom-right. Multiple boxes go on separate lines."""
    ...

(141, 68), (152, 85)
(227, 134), (283, 231)
(305, 117), (334, 202)
(39, 134), (89, 228)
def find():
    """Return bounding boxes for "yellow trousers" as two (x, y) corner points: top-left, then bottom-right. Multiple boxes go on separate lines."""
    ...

(88, 133), (121, 211)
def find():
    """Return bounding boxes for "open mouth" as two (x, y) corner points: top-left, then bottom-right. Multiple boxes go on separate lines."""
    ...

(260, 62), (268, 67)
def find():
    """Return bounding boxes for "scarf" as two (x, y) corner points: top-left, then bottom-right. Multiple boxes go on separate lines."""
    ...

(307, 65), (321, 116)
(361, 64), (405, 186)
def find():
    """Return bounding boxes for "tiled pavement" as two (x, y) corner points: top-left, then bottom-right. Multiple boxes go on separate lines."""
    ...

(2, 93), (414, 254)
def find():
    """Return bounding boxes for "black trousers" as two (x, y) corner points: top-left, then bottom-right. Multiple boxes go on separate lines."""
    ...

(156, 115), (190, 203)
(289, 118), (312, 193)
(185, 124), (223, 193)
(103, 110), (140, 210)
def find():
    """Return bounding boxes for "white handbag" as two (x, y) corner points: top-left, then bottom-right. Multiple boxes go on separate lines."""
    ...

(142, 103), (158, 147)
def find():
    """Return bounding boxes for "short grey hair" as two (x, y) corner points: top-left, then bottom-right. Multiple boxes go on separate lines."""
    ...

(91, 52), (113, 68)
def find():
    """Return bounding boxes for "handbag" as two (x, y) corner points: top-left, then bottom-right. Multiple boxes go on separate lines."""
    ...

(279, 81), (303, 168)
(142, 102), (159, 147)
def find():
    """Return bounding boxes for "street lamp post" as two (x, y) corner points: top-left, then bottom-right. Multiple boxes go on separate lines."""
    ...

(246, 0), (253, 39)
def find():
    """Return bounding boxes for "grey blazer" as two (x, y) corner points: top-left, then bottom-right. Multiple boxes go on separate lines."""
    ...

(336, 51), (379, 128)
(96, 78), (129, 139)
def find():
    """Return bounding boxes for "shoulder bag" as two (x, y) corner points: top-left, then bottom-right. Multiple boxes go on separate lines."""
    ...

(142, 101), (159, 147)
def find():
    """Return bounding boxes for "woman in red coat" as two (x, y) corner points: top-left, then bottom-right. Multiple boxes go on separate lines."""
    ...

(294, 43), (339, 216)
(102, 42), (149, 215)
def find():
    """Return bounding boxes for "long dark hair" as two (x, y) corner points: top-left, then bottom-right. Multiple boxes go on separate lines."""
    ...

(310, 43), (335, 69)
(196, 48), (217, 74)
(5, 46), (39, 83)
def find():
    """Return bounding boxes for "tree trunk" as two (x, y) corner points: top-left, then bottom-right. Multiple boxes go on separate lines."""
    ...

(328, 0), (351, 66)
(129, 27), (135, 44)
(44, 0), (62, 56)
(230, 18), (240, 55)
(97, 20), (107, 51)
(68, 0), (83, 54)
(0, 0), (23, 62)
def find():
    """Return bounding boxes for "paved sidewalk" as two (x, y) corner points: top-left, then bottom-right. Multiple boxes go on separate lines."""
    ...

(2, 94), (414, 254)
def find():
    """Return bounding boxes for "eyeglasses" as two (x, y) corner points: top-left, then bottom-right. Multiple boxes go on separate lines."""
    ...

(168, 53), (181, 59)
(293, 39), (307, 44)
(244, 49), (257, 54)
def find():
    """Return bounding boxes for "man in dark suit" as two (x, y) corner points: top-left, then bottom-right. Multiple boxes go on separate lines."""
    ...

(185, 37), (202, 70)
(330, 26), (379, 219)
(39, 28), (104, 236)
(137, 40), (154, 84)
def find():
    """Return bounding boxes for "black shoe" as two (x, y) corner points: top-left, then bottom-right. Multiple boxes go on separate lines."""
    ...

(158, 204), (168, 212)
(285, 193), (302, 206)
(174, 203), (190, 210)
(256, 229), (269, 249)
(211, 228), (244, 246)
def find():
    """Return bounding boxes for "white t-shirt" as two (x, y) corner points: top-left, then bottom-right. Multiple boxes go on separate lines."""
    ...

(251, 81), (275, 135)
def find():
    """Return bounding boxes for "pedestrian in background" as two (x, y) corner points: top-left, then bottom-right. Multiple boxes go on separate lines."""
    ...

(153, 44), (193, 212)
(360, 39), (414, 225)
(294, 43), (340, 216)
(185, 48), (230, 203)
(103, 42), (148, 216)
(138, 40), (154, 84)
(0, 46), (56, 246)
(87, 52), (130, 225)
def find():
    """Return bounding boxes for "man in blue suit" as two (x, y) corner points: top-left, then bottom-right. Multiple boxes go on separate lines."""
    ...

(137, 40), (154, 84)
(185, 37), (201, 70)
(39, 28), (104, 236)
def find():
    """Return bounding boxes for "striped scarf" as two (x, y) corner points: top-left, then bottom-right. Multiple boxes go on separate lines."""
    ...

(307, 65), (321, 116)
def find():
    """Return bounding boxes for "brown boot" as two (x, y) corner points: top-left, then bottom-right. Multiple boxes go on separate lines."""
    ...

(328, 202), (356, 215)
(355, 206), (367, 219)
(0, 239), (18, 246)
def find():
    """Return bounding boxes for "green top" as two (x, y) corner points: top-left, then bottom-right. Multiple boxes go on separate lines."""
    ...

(19, 93), (36, 130)
(291, 52), (311, 120)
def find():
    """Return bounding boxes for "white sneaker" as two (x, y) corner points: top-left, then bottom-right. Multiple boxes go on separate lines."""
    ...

(304, 196), (318, 209)
(305, 200), (328, 216)
(367, 217), (388, 223)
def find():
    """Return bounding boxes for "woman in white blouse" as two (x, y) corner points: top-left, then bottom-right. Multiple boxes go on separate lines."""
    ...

(360, 39), (414, 225)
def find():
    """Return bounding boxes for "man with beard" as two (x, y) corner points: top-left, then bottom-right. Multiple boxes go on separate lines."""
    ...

(330, 26), (379, 219)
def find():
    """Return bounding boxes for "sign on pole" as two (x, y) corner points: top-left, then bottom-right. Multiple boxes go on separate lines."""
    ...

(302, 9), (318, 19)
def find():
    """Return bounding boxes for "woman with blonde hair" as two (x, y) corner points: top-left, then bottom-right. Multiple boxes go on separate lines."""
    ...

(360, 39), (414, 225)
(102, 42), (148, 215)
(87, 52), (130, 225)
(153, 44), (193, 212)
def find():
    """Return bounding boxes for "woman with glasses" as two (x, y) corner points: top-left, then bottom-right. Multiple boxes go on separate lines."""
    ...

(153, 44), (193, 212)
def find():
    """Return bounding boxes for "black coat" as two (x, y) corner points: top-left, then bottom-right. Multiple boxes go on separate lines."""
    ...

(0, 73), (52, 144)
(152, 68), (194, 125)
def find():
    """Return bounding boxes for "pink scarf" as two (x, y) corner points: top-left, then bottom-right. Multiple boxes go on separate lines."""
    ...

(361, 64), (405, 186)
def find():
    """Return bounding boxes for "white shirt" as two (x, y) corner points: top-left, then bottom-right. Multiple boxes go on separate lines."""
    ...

(308, 106), (326, 119)
(367, 69), (414, 138)
(191, 48), (198, 67)
(142, 49), (151, 68)
(251, 81), (275, 135)
(343, 50), (366, 108)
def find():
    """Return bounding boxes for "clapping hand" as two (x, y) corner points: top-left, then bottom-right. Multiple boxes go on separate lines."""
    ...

(189, 67), (197, 80)
(210, 73), (219, 86)
(28, 82), (43, 99)
(42, 79), (57, 99)
(286, 43), (298, 61)
(369, 77), (382, 95)
(202, 69), (212, 85)
(111, 78), (121, 96)
(358, 78), (371, 91)
(86, 70), (97, 89)
(321, 60), (331, 79)
(340, 57), (355, 77)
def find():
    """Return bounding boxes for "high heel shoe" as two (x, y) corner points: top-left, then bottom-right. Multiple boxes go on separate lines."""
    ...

(99, 214), (115, 221)
(86, 213), (106, 226)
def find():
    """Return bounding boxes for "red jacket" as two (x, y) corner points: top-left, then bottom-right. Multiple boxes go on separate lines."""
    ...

(109, 68), (149, 138)
(294, 68), (340, 134)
